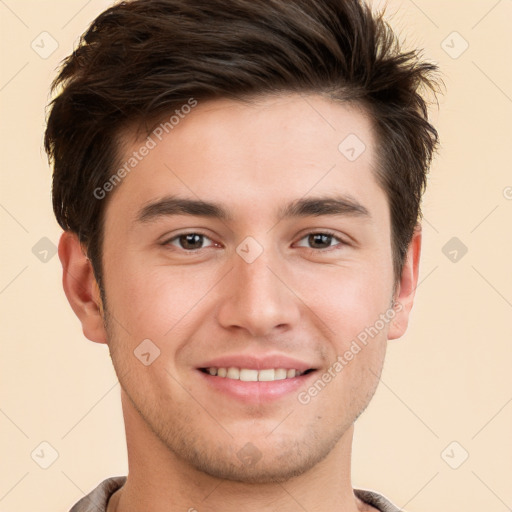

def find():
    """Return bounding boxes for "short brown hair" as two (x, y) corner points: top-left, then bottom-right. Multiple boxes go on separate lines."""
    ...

(44, 0), (440, 290)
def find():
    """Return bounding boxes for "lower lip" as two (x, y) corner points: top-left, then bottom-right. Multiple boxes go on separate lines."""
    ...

(196, 369), (317, 403)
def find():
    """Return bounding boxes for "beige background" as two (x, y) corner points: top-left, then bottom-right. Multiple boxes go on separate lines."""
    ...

(1, 0), (511, 511)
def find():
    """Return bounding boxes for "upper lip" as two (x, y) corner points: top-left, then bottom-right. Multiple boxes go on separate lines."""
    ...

(198, 354), (316, 372)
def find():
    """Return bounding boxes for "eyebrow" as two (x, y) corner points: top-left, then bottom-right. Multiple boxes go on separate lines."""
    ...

(137, 197), (229, 223)
(135, 194), (370, 224)
(279, 195), (370, 219)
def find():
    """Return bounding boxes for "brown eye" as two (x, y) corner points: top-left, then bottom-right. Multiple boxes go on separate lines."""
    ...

(295, 232), (345, 251)
(307, 233), (333, 249)
(179, 234), (204, 249)
(167, 233), (215, 250)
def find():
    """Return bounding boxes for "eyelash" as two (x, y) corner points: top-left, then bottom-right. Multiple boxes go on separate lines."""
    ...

(295, 230), (347, 253)
(162, 230), (347, 253)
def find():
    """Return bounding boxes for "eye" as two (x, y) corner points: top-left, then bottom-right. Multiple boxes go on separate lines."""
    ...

(295, 232), (345, 250)
(165, 233), (217, 251)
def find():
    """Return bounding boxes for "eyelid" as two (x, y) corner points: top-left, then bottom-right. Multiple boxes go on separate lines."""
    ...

(159, 229), (349, 252)
(296, 229), (345, 242)
(161, 230), (221, 250)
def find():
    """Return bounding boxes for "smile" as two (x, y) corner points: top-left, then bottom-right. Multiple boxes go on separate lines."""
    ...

(200, 367), (315, 381)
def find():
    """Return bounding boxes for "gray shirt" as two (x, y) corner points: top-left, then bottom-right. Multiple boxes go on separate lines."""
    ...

(69, 476), (405, 511)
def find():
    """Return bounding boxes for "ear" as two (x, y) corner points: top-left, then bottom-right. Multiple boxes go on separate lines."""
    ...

(387, 223), (422, 340)
(58, 231), (108, 344)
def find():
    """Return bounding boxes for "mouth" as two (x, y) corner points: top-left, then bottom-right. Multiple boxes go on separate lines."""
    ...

(199, 367), (316, 381)
(195, 355), (319, 403)
(196, 366), (318, 403)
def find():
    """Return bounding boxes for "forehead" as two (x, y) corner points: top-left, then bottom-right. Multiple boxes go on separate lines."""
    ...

(108, 93), (384, 222)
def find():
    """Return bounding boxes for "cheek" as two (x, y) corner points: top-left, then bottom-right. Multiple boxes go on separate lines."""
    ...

(293, 260), (393, 345)
(104, 258), (221, 341)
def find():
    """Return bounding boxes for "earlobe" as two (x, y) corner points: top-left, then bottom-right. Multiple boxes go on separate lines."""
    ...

(387, 224), (422, 341)
(58, 231), (108, 344)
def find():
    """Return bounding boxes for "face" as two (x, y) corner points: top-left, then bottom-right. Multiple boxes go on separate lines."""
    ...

(74, 94), (415, 483)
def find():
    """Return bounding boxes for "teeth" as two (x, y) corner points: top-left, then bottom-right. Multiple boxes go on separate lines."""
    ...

(226, 367), (239, 379)
(286, 369), (296, 378)
(274, 368), (287, 380)
(240, 369), (258, 382)
(258, 369), (275, 381)
(204, 367), (306, 381)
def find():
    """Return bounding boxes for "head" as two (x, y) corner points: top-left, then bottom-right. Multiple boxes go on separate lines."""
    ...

(46, 0), (439, 484)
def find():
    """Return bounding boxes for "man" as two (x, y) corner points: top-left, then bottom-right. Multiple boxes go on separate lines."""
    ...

(44, 0), (440, 510)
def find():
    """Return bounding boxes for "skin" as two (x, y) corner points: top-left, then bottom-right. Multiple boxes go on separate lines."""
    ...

(59, 93), (421, 512)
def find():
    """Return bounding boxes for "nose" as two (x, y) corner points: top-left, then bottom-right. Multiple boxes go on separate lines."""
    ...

(215, 247), (301, 337)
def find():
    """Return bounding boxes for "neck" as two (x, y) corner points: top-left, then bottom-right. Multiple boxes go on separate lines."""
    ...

(109, 390), (368, 512)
